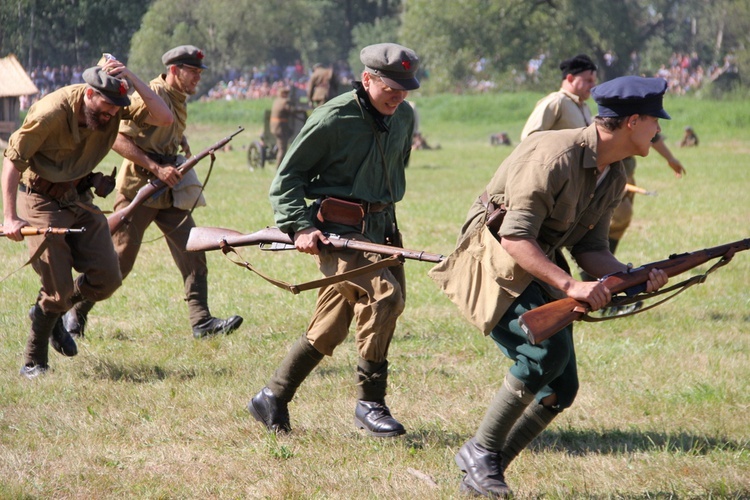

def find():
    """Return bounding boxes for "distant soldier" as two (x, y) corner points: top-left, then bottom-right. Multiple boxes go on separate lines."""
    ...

(680, 126), (699, 147)
(307, 63), (339, 107)
(270, 86), (295, 167)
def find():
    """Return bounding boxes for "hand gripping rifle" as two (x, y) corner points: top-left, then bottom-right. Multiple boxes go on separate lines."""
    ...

(519, 238), (750, 345)
(186, 226), (444, 294)
(107, 127), (244, 234)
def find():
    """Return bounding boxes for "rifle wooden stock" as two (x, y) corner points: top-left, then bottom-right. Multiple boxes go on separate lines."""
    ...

(1, 226), (86, 236)
(186, 226), (445, 263)
(519, 238), (750, 345)
(107, 127), (244, 234)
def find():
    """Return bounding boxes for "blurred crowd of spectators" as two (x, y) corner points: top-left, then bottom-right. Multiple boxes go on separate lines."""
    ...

(201, 59), (354, 102)
(21, 51), (740, 107)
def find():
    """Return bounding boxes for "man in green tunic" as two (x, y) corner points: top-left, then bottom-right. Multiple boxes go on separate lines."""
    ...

(247, 43), (419, 438)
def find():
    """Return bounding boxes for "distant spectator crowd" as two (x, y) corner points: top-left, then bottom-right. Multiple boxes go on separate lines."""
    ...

(22, 51), (739, 107)
(201, 59), (354, 102)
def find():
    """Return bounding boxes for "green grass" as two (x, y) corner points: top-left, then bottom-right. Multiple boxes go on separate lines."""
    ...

(1, 93), (749, 498)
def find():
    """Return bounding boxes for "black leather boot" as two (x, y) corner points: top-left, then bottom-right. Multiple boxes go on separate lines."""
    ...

(192, 315), (243, 338)
(354, 359), (405, 437)
(455, 438), (510, 497)
(29, 304), (77, 357)
(354, 400), (405, 437)
(247, 386), (291, 433)
(248, 335), (324, 432)
(62, 299), (95, 339)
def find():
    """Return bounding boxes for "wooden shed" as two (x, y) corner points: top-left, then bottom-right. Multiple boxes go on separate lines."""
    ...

(0, 54), (39, 142)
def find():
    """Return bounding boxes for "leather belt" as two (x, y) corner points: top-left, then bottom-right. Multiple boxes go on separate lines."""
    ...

(361, 201), (391, 213)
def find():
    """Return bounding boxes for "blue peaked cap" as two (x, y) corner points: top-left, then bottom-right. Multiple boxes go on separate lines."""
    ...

(592, 76), (671, 119)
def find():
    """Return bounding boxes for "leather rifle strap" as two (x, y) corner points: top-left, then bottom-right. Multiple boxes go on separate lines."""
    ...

(219, 243), (404, 294)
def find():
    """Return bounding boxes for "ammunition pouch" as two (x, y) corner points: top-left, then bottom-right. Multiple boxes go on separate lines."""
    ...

(26, 167), (117, 202)
(316, 197), (366, 227)
(479, 191), (507, 235)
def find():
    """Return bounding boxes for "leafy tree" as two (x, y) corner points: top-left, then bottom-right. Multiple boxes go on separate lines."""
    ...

(0, 0), (150, 69)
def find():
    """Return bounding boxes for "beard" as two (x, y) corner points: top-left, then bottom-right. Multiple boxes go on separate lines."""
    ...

(83, 105), (113, 131)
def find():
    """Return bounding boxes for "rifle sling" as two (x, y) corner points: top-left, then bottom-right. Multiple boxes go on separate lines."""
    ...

(581, 253), (734, 323)
(219, 242), (404, 294)
(1, 235), (52, 284)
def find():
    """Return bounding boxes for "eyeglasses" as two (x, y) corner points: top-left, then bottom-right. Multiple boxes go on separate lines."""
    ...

(179, 65), (203, 76)
(369, 74), (400, 93)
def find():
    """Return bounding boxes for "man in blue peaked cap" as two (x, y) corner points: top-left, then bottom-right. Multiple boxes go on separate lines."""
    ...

(430, 76), (672, 497)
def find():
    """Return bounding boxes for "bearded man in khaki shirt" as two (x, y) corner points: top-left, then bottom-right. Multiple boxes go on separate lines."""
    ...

(2, 60), (172, 379)
(62, 45), (243, 341)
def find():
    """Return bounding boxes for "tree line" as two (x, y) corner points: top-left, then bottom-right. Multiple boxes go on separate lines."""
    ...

(1, 0), (747, 94)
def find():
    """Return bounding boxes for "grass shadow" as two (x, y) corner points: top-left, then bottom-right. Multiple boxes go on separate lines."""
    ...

(85, 358), (203, 383)
(535, 427), (748, 456)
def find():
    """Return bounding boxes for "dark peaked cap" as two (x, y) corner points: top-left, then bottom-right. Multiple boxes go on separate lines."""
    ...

(82, 66), (131, 107)
(592, 76), (671, 119)
(560, 54), (598, 77)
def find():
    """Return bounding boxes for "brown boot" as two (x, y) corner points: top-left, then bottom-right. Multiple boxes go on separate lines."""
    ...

(21, 304), (58, 378)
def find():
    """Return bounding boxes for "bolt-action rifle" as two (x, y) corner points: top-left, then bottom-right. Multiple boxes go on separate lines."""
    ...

(1, 226), (86, 237)
(186, 226), (445, 263)
(519, 238), (750, 345)
(107, 127), (244, 234)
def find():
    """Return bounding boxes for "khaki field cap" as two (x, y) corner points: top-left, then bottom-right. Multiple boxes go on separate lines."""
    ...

(162, 45), (208, 69)
(360, 43), (420, 91)
(82, 66), (131, 107)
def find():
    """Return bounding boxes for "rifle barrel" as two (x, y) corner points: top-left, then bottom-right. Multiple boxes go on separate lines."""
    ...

(1, 226), (86, 236)
(107, 127), (244, 235)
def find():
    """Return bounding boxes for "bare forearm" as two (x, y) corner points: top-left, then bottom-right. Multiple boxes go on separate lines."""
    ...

(574, 250), (629, 279)
(502, 236), (615, 310)
(2, 159), (21, 220)
(501, 237), (576, 292)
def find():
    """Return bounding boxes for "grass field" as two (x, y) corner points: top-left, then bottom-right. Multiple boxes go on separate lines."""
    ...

(1, 92), (748, 499)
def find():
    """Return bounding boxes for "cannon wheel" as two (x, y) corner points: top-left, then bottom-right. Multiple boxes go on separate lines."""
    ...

(247, 141), (265, 170)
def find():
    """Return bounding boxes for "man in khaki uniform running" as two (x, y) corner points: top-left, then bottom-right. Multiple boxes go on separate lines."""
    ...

(3, 60), (172, 378)
(62, 45), (243, 340)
